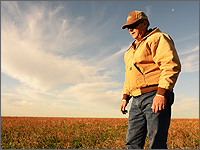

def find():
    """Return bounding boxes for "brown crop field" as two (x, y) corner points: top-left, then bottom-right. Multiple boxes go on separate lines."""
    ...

(1, 117), (199, 149)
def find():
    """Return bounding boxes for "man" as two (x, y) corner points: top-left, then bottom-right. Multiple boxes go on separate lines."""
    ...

(119, 10), (181, 149)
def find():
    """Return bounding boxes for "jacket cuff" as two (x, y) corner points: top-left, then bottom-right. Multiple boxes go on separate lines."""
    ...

(122, 94), (132, 101)
(156, 87), (170, 97)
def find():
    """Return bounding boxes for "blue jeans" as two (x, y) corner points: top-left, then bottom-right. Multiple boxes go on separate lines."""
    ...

(126, 90), (174, 149)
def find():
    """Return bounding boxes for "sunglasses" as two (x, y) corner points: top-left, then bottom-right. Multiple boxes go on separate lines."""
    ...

(127, 20), (144, 30)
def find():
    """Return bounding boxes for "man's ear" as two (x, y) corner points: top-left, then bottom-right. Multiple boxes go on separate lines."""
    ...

(143, 20), (148, 28)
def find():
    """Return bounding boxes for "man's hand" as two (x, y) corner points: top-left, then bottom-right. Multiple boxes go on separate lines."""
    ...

(120, 100), (128, 114)
(151, 95), (167, 113)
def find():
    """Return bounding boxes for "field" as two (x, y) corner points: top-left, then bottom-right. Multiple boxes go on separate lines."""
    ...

(1, 117), (199, 149)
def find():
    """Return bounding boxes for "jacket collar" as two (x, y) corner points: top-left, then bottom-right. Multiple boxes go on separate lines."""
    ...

(131, 27), (161, 48)
(144, 27), (161, 39)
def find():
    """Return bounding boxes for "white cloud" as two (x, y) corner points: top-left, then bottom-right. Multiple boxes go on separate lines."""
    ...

(178, 45), (199, 73)
(1, 1), (127, 118)
(180, 54), (199, 73)
(1, 83), (124, 117)
(100, 46), (128, 65)
(146, 5), (152, 18)
(59, 82), (123, 108)
(176, 33), (199, 43)
(172, 95), (199, 118)
(1, 1), (110, 55)
(173, 95), (199, 111)
(1, 31), (104, 90)
(1, 1), (114, 91)
(179, 45), (199, 55)
(1, 92), (83, 117)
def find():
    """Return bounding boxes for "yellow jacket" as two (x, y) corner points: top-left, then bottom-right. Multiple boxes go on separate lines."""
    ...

(123, 27), (181, 99)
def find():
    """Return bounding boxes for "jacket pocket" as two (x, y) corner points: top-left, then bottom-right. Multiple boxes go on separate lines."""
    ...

(135, 74), (147, 87)
(127, 64), (147, 89)
(134, 64), (143, 75)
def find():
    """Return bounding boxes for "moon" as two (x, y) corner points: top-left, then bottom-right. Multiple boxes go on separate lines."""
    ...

(172, 9), (174, 11)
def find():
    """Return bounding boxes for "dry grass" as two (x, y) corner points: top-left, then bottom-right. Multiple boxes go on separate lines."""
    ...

(1, 117), (199, 149)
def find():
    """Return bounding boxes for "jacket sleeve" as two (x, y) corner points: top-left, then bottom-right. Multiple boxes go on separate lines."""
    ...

(122, 54), (131, 99)
(151, 34), (181, 96)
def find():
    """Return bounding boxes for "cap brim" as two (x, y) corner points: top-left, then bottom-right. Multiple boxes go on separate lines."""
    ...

(122, 25), (128, 29)
(121, 19), (139, 29)
(122, 24), (134, 29)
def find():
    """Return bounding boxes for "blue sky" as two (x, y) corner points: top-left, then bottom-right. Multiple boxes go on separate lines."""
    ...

(1, 1), (199, 118)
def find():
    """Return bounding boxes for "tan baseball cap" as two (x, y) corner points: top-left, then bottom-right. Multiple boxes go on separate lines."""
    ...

(122, 11), (148, 29)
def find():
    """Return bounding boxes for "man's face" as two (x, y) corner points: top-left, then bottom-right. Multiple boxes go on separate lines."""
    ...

(128, 20), (147, 42)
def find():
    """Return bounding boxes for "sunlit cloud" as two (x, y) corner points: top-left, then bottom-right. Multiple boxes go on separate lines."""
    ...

(1, 91), (84, 117)
(1, 1), (126, 117)
(145, 5), (152, 18)
(176, 33), (199, 43)
(59, 82), (122, 105)
(100, 46), (128, 65)
(172, 95), (199, 118)
(1, 83), (123, 117)
(1, 1), (114, 91)
(174, 95), (199, 111)
(179, 45), (199, 55)
(2, 32), (103, 91)
(177, 44), (199, 73)
(180, 54), (199, 73)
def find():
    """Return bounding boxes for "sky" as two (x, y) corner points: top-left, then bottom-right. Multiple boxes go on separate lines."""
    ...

(1, 1), (199, 118)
